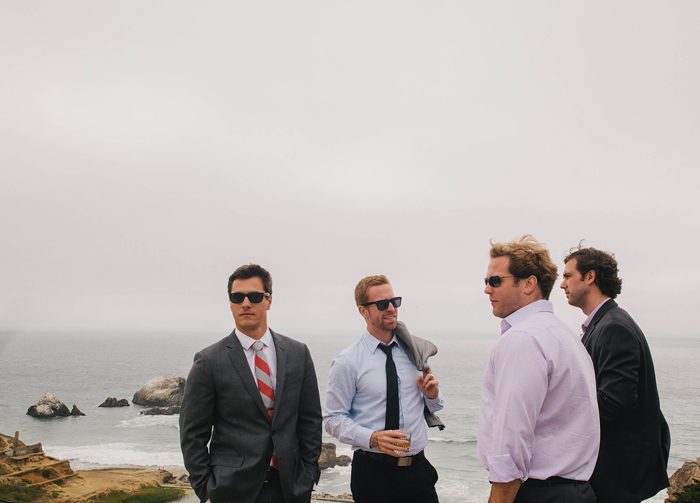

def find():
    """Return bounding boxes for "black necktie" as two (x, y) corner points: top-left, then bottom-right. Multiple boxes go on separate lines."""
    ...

(378, 342), (399, 431)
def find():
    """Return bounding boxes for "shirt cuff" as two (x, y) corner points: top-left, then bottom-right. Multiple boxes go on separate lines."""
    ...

(425, 389), (444, 412)
(487, 454), (525, 483)
(356, 426), (375, 450)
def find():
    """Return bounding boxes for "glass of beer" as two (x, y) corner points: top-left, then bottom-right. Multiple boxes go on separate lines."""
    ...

(396, 430), (411, 451)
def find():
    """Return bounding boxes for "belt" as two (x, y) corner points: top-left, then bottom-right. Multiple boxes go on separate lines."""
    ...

(264, 467), (279, 483)
(354, 449), (425, 467)
(522, 476), (585, 487)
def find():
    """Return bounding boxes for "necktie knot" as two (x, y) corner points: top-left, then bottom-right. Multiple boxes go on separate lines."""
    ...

(252, 340), (264, 352)
(378, 342), (396, 356)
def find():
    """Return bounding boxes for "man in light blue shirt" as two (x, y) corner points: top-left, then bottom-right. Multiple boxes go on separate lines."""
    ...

(323, 275), (444, 503)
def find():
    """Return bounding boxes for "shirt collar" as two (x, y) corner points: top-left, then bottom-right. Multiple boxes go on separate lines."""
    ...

(581, 298), (611, 335)
(500, 299), (553, 335)
(235, 328), (273, 350)
(361, 329), (399, 354)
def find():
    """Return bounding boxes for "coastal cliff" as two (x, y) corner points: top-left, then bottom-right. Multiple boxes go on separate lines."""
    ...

(0, 432), (189, 503)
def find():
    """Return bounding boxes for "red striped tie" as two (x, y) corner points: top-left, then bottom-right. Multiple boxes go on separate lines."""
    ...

(252, 340), (277, 468)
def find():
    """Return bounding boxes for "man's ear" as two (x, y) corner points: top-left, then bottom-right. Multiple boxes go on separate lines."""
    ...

(267, 295), (272, 310)
(585, 270), (596, 285)
(523, 275), (539, 296)
(358, 305), (369, 321)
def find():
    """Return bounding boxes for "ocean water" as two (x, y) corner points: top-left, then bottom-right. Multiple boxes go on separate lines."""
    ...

(0, 330), (697, 503)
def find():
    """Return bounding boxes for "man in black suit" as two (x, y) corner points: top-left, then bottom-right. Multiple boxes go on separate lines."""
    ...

(561, 247), (670, 503)
(180, 264), (322, 503)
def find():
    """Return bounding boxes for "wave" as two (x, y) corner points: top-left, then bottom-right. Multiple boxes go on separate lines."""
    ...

(43, 442), (184, 468)
(116, 415), (180, 429)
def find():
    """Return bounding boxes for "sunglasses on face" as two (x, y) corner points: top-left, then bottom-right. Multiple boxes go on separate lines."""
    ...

(361, 297), (402, 311)
(484, 275), (516, 287)
(229, 292), (271, 304)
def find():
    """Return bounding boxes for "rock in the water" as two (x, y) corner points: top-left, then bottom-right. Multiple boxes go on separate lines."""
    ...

(133, 374), (186, 407)
(99, 397), (130, 407)
(27, 392), (72, 418)
(140, 406), (180, 415)
(666, 457), (700, 502)
(318, 442), (352, 470)
(70, 404), (86, 416)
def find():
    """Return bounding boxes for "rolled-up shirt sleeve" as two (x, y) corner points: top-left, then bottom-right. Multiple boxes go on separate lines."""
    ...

(480, 330), (549, 483)
(323, 358), (375, 450)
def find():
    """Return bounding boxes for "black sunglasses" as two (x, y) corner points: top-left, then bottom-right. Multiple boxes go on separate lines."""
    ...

(484, 275), (516, 287)
(229, 292), (270, 304)
(361, 297), (402, 311)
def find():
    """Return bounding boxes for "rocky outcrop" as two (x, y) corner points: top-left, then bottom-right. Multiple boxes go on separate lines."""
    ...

(140, 406), (180, 415)
(666, 458), (700, 502)
(133, 375), (185, 407)
(70, 405), (86, 416)
(318, 442), (351, 470)
(99, 397), (130, 407)
(27, 392), (72, 418)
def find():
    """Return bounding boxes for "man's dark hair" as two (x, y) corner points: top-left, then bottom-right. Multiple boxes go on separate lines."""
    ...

(564, 246), (622, 299)
(227, 264), (273, 296)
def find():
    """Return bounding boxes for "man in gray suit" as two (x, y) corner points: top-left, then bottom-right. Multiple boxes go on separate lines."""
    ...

(180, 264), (322, 503)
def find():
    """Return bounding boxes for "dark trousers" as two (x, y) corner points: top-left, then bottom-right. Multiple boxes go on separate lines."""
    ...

(514, 478), (596, 503)
(253, 468), (285, 503)
(351, 450), (439, 503)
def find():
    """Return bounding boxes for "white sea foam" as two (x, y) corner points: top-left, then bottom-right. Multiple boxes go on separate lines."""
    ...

(116, 415), (180, 429)
(43, 442), (184, 468)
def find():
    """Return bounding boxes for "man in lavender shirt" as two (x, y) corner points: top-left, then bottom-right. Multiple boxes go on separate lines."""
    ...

(478, 235), (600, 503)
(561, 246), (670, 503)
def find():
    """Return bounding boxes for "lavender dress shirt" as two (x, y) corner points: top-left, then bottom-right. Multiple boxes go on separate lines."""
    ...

(477, 300), (600, 483)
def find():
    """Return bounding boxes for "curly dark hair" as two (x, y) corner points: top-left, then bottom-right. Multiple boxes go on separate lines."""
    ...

(564, 246), (622, 299)
(227, 263), (273, 296)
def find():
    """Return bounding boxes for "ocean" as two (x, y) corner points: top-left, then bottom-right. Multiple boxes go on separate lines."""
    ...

(0, 330), (697, 503)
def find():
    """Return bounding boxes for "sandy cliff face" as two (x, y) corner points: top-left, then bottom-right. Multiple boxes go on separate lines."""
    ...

(0, 432), (189, 503)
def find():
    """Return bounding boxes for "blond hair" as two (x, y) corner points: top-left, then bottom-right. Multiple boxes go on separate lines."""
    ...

(354, 275), (391, 306)
(489, 235), (558, 300)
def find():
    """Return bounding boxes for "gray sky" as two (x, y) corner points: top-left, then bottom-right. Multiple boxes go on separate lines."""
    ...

(1, 1), (699, 337)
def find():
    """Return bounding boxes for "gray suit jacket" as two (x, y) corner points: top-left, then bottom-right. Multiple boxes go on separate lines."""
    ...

(180, 329), (322, 503)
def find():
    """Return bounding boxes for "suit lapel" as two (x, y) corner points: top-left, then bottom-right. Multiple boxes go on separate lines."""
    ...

(225, 331), (270, 421)
(271, 330), (287, 427)
(582, 299), (617, 346)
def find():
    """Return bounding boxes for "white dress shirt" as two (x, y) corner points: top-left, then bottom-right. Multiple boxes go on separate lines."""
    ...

(235, 328), (277, 393)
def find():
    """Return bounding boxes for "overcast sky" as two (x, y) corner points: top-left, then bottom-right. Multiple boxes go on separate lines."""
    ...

(1, 1), (698, 338)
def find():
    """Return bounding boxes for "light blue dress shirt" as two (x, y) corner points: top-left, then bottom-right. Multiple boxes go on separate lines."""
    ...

(323, 330), (444, 456)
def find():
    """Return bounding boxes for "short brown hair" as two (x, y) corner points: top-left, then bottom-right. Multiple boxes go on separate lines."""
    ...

(227, 264), (273, 296)
(564, 246), (622, 299)
(489, 235), (558, 300)
(354, 275), (390, 306)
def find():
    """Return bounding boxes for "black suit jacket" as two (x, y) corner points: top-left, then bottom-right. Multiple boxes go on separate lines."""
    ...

(179, 329), (322, 503)
(582, 299), (670, 503)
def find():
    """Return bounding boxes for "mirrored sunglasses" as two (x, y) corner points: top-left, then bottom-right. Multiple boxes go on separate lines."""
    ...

(484, 275), (516, 287)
